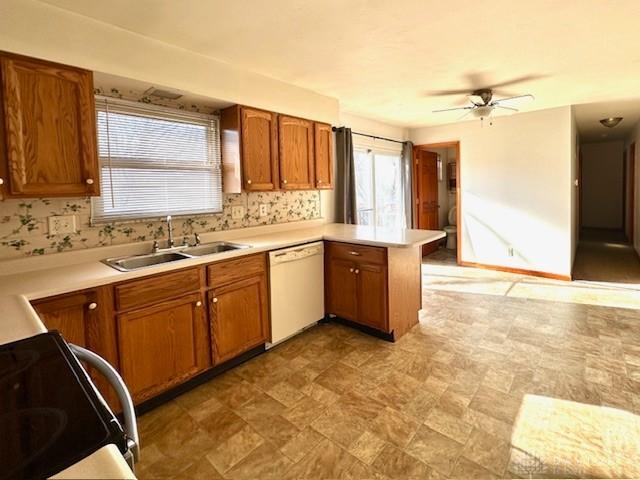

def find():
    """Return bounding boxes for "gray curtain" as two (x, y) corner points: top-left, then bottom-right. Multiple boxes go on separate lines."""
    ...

(400, 141), (414, 228)
(335, 127), (358, 224)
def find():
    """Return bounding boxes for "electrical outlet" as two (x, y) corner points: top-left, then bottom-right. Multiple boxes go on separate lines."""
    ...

(48, 215), (76, 235)
(508, 246), (514, 257)
(259, 203), (269, 217)
(231, 206), (245, 220)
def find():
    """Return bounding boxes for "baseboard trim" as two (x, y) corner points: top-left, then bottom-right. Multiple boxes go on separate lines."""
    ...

(459, 260), (572, 281)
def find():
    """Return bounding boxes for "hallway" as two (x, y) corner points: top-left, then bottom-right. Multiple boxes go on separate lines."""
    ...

(573, 228), (640, 286)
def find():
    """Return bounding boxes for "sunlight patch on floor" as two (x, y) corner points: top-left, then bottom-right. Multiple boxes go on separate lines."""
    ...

(509, 394), (640, 478)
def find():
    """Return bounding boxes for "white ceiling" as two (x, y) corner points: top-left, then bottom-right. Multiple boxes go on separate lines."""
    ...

(574, 99), (640, 143)
(42, 0), (640, 128)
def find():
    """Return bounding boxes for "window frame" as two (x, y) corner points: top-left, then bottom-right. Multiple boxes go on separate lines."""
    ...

(91, 96), (222, 224)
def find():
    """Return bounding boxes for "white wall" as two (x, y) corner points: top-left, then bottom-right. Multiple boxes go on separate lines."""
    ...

(0, 0), (339, 124)
(580, 141), (624, 229)
(626, 122), (640, 256)
(410, 107), (574, 277)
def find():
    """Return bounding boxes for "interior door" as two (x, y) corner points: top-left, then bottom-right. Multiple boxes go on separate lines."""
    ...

(415, 150), (439, 255)
(626, 143), (635, 243)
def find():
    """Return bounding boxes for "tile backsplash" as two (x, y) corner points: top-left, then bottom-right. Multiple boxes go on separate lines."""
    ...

(0, 191), (320, 260)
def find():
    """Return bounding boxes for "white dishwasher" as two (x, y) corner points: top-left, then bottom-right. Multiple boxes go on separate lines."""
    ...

(268, 241), (325, 346)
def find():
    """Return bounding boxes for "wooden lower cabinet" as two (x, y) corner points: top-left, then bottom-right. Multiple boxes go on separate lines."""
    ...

(326, 258), (358, 320)
(117, 293), (209, 403)
(325, 240), (420, 340)
(356, 263), (388, 331)
(209, 256), (269, 365)
(32, 287), (120, 408)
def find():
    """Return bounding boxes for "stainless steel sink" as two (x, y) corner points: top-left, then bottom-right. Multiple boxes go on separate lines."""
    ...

(103, 251), (191, 272)
(181, 241), (249, 257)
(102, 241), (250, 271)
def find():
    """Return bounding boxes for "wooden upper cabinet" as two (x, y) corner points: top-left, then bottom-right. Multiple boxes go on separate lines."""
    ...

(0, 52), (99, 198)
(221, 105), (279, 192)
(314, 122), (333, 189)
(278, 115), (314, 190)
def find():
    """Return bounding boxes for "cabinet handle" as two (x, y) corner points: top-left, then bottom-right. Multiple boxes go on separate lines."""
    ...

(349, 251), (361, 256)
(247, 179), (252, 185)
(87, 302), (98, 310)
(212, 297), (218, 303)
(195, 300), (202, 307)
(85, 178), (94, 185)
(355, 269), (360, 274)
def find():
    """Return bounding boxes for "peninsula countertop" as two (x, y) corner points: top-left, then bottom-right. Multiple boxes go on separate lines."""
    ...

(0, 221), (444, 479)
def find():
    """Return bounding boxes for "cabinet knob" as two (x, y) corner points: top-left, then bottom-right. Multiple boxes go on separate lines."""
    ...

(87, 302), (98, 310)
(195, 300), (202, 307)
(355, 269), (360, 274)
(283, 180), (288, 185)
(212, 297), (218, 303)
(349, 268), (354, 273)
(349, 251), (361, 256)
(318, 180), (322, 184)
(247, 179), (252, 185)
(86, 178), (94, 185)
(0, 178), (3, 185)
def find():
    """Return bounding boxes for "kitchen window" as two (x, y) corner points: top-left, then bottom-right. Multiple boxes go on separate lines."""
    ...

(354, 139), (405, 228)
(91, 96), (222, 223)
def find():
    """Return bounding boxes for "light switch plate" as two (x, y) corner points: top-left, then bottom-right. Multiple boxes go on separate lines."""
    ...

(259, 204), (269, 217)
(231, 206), (245, 220)
(48, 215), (76, 235)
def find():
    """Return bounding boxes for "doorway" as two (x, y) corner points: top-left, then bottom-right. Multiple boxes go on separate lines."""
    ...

(625, 142), (635, 244)
(413, 142), (461, 261)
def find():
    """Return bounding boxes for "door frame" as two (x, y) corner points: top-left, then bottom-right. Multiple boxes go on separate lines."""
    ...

(628, 143), (636, 244)
(413, 141), (461, 264)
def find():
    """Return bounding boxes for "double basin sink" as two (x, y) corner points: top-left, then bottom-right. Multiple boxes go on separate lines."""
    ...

(103, 241), (250, 272)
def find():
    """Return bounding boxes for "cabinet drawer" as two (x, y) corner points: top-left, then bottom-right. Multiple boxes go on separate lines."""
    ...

(208, 253), (266, 287)
(326, 241), (387, 266)
(115, 267), (201, 311)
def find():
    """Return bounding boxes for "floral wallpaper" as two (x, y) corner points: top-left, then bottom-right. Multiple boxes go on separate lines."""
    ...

(0, 190), (321, 260)
(0, 84), (322, 261)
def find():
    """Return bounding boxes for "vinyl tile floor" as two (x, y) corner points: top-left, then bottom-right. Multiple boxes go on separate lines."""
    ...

(135, 255), (640, 479)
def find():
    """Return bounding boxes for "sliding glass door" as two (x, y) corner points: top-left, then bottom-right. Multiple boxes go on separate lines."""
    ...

(354, 141), (405, 228)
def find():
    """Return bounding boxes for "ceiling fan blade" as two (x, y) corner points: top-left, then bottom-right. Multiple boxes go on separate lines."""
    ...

(468, 94), (485, 106)
(432, 106), (475, 113)
(487, 75), (546, 89)
(425, 88), (474, 97)
(493, 94), (535, 104)
(494, 104), (519, 112)
(456, 109), (474, 121)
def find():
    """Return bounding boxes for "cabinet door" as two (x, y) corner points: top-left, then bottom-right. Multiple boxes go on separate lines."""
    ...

(314, 122), (333, 189)
(241, 107), (279, 191)
(117, 293), (209, 403)
(326, 258), (358, 321)
(32, 288), (119, 407)
(278, 115), (314, 189)
(356, 263), (388, 331)
(0, 53), (99, 198)
(209, 273), (269, 365)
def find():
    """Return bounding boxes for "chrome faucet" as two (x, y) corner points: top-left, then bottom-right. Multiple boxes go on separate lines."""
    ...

(166, 215), (174, 247)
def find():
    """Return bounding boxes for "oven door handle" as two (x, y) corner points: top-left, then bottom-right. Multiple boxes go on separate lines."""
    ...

(69, 344), (140, 465)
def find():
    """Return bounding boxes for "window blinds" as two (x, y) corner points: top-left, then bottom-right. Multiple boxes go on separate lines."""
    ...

(91, 96), (222, 223)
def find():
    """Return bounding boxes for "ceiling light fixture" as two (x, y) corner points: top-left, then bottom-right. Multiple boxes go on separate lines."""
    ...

(600, 117), (623, 128)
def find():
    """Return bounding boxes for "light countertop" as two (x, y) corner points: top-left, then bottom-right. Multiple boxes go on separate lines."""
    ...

(0, 221), (444, 478)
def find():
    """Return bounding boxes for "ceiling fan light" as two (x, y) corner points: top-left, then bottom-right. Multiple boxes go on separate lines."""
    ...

(473, 106), (494, 118)
(600, 117), (623, 128)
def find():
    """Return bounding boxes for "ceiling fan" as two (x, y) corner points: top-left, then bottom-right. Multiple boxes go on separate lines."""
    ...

(428, 73), (540, 123)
